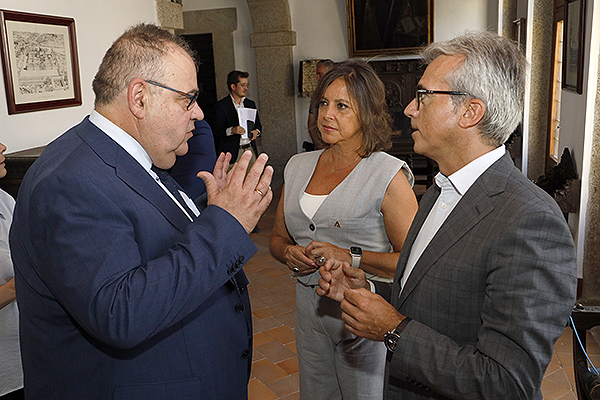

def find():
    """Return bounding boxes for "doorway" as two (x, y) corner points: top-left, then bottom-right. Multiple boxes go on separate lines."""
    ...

(182, 33), (218, 125)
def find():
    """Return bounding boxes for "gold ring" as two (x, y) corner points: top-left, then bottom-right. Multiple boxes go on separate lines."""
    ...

(255, 189), (265, 197)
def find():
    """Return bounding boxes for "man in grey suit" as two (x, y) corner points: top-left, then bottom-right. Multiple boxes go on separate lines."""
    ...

(317, 31), (577, 399)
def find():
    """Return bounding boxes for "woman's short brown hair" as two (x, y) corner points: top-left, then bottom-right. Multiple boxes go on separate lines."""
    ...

(309, 59), (393, 157)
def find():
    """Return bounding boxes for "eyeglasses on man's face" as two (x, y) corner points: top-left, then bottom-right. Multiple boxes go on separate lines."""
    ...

(415, 89), (470, 110)
(145, 80), (199, 110)
(237, 82), (249, 89)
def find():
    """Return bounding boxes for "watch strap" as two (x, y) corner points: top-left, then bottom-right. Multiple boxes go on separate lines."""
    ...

(384, 318), (412, 352)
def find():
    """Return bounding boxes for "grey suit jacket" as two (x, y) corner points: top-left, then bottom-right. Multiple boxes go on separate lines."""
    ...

(383, 153), (577, 400)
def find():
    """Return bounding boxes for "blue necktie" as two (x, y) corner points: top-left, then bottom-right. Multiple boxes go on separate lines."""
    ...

(151, 165), (197, 219)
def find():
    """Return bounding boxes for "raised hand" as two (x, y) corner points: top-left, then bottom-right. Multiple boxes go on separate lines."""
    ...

(306, 241), (351, 265)
(198, 150), (273, 233)
(317, 259), (367, 302)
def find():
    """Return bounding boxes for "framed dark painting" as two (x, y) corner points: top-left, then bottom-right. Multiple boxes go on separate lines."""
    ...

(0, 10), (82, 114)
(562, 0), (585, 94)
(347, 0), (433, 57)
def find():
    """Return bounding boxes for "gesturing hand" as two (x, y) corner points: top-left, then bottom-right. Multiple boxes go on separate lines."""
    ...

(198, 150), (273, 233)
(339, 288), (404, 341)
(284, 244), (318, 275)
(317, 260), (367, 302)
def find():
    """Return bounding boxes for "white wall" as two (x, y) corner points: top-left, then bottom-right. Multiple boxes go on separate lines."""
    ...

(0, 0), (157, 154)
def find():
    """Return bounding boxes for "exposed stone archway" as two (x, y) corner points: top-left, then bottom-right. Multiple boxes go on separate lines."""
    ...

(179, 1), (297, 184)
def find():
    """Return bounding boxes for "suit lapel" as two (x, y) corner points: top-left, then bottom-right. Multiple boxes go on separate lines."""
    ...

(392, 184), (440, 301)
(396, 153), (512, 307)
(76, 119), (191, 233)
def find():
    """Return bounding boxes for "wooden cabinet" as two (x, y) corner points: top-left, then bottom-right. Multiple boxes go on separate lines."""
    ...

(369, 59), (438, 198)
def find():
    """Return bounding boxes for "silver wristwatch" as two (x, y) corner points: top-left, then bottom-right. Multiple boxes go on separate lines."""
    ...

(350, 246), (362, 268)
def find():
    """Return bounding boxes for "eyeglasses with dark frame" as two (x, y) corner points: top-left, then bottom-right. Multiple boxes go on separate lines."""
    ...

(416, 89), (470, 110)
(145, 80), (199, 110)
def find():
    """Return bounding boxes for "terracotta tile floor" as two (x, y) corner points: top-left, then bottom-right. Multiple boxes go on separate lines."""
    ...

(246, 186), (599, 400)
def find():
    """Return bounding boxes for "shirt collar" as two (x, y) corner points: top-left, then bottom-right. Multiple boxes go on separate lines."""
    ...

(230, 94), (245, 107)
(89, 110), (153, 172)
(438, 145), (506, 195)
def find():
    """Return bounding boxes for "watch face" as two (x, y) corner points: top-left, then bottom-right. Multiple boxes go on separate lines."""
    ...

(350, 246), (362, 256)
(384, 332), (399, 352)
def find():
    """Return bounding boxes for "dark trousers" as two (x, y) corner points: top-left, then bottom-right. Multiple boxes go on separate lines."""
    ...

(0, 389), (24, 400)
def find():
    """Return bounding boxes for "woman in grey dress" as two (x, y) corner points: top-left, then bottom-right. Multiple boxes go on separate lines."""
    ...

(270, 60), (418, 400)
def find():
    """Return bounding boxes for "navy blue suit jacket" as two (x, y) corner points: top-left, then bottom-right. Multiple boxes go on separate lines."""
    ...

(170, 120), (217, 199)
(10, 117), (256, 399)
(211, 96), (261, 162)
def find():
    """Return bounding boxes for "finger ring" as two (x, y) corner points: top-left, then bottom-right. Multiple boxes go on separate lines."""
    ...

(292, 266), (299, 273)
(317, 256), (326, 266)
(255, 189), (265, 197)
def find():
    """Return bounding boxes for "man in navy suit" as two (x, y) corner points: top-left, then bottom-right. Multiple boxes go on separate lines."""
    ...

(10, 24), (273, 400)
(212, 71), (262, 165)
(318, 31), (576, 399)
(170, 120), (217, 198)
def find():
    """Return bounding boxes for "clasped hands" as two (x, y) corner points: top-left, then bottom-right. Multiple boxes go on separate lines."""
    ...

(284, 241), (352, 275)
(317, 258), (404, 342)
(197, 150), (272, 233)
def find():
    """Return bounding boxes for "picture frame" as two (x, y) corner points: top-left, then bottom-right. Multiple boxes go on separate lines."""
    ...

(562, 0), (585, 94)
(347, 0), (433, 57)
(298, 59), (327, 98)
(0, 10), (82, 114)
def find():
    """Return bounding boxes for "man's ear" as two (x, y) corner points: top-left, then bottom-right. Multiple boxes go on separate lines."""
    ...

(458, 98), (485, 129)
(128, 79), (147, 119)
(229, 83), (236, 93)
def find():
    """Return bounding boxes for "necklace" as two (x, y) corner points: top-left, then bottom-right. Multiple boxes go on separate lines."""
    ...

(325, 154), (361, 174)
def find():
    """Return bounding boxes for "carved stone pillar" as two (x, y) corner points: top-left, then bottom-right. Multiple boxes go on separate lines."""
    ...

(156, 0), (184, 33)
(500, 0), (518, 38)
(247, 0), (297, 184)
(526, 0), (554, 180)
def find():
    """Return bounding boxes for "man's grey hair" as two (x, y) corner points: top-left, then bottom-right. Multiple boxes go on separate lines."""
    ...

(92, 23), (196, 107)
(421, 31), (527, 146)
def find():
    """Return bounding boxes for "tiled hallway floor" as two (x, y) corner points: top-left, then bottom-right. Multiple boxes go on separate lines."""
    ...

(246, 186), (599, 400)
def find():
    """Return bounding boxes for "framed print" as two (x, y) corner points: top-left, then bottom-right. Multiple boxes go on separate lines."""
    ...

(0, 10), (82, 114)
(347, 0), (433, 57)
(562, 0), (585, 94)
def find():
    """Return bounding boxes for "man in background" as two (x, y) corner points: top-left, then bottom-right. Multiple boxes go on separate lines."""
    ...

(212, 70), (262, 166)
(318, 31), (577, 400)
(10, 24), (272, 400)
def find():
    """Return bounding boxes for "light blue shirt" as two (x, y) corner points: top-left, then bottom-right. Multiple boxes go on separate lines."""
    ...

(89, 110), (199, 220)
(400, 145), (506, 292)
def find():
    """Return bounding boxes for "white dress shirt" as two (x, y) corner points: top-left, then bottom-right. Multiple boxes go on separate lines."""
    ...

(400, 145), (506, 292)
(226, 95), (252, 146)
(89, 110), (199, 221)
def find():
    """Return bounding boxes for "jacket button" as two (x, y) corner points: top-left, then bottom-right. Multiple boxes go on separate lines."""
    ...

(309, 224), (315, 231)
(227, 267), (235, 274)
(239, 256), (245, 263)
(242, 349), (250, 359)
(235, 303), (245, 313)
